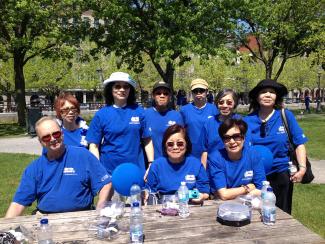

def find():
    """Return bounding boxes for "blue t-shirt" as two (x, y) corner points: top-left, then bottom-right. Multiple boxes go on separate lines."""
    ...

(244, 109), (308, 174)
(13, 146), (111, 213)
(207, 146), (266, 193)
(86, 104), (151, 175)
(200, 113), (242, 153)
(62, 127), (88, 148)
(145, 156), (210, 195)
(145, 107), (184, 159)
(180, 103), (218, 158)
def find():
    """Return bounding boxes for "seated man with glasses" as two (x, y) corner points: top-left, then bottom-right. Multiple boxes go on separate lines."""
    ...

(207, 118), (265, 200)
(5, 117), (112, 218)
(145, 81), (184, 160)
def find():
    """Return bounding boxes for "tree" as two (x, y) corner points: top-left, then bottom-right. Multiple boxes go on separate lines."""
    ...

(0, 0), (85, 125)
(87, 0), (233, 91)
(234, 0), (324, 80)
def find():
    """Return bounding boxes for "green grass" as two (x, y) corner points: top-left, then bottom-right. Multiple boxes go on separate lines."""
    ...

(0, 153), (324, 238)
(292, 184), (325, 238)
(0, 153), (38, 216)
(0, 123), (27, 137)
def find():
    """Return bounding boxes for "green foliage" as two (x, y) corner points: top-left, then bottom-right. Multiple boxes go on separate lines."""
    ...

(234, 0), (324, 80)
(87, 0), (233, 89)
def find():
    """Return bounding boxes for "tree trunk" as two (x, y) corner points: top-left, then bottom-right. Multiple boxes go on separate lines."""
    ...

(265, 62), (273, 79)
(14, 51), (27, 126)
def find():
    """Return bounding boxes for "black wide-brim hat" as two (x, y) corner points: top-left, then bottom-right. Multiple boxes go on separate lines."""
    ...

(249, 79), (288, 100)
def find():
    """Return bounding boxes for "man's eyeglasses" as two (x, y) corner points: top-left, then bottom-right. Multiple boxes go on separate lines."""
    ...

(41, 131), (62, 143)
(166, 141), (186, 149)
(222, 133), (243, 143)
(113, 84), (130, 90)
(218, 100), (233, 106)
(192, 88), (206, 94)
(60, 107), (78, 114)
(260, 121), (267, 138)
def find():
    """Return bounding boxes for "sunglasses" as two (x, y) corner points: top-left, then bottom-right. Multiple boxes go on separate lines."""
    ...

(113, 84), (130, 90)
(155, 91), (170, 96)
(41, 131), (62, 143)
(260, 121), (268, 138)
(222, 133), (243, 143)
(192, 88), (206, 94)
(166, 141), (186, 148)
(60, 106), (78, 114)
(218, 100), (233, 106)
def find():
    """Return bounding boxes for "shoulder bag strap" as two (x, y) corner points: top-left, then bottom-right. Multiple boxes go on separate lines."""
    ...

(280, 108), (295, 150)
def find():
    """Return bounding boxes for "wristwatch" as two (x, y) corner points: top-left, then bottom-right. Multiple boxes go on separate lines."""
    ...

(242, 185), (250, 194)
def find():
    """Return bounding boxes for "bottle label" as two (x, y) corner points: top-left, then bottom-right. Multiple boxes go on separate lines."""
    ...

(131, 231), (143, 242)
(263, 206), (276, 223)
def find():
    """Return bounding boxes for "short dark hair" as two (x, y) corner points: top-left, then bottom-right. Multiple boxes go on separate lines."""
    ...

(103, 82), (136, 106)
(215, 89), (239, 109)
(218, 118), (248, 139)
(162, 124), (192, 156)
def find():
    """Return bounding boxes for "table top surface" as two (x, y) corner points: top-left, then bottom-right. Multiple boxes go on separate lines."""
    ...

(0, 200), (324, 244)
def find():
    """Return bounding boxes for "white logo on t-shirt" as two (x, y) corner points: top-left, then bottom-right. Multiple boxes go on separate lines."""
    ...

(244, 170), (253, 178)
(185, 174), (196, 184)
(167, 120), (176, 126)
(278, 126), (285, 133)
(63, 167), (76, 175)
(129, 116), (140, 124)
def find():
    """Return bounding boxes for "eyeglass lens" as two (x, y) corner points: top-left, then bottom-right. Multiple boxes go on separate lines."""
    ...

(41, 131), (62, 142)
(61, 107), (77, 114)
(218, 100), (233, 106)
(155, 92), (169, 96)
(192, 88), (206, 94)
(223, 133), (243, 143)
(166, 141), (185, 148)
(114, 84), (130, 90)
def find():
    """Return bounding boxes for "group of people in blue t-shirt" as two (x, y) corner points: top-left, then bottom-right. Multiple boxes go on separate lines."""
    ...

(5, 72), (308, 218)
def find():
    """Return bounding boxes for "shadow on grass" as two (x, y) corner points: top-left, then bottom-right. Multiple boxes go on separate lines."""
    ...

(0, 123), (27, 137)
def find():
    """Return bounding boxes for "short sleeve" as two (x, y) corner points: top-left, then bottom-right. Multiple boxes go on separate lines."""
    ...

(195, 164), (210, 193)
(140, 108), (152, 139)
(86, 112), (103, 145)
(207, 152), (227, 192)
(250, 151), (266, 189)
(145, 162), (159, 193)
(285, 109), (308, 146)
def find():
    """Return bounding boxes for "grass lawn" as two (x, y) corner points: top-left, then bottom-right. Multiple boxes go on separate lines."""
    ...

(0, 152), (324, 238)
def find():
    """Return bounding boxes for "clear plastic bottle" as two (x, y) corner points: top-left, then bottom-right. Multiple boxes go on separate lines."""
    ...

(37, 218), (54, 244)
(262, 187), (276, 225)
(288, 161), (298, 176)
(130, 184), (142, 207)
(130, 202), (144, 244)
(261, 180), (270, 199)
(177, 181), (190, 218)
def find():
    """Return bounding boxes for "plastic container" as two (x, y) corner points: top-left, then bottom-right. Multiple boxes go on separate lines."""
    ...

(262, 187), (276, 225)
(217, 201), (251, 227)
(130, 184), (142, 207)
(37, 218), (54, 244)
(130, 202), (144, 244)
(288, 161), (298, 176)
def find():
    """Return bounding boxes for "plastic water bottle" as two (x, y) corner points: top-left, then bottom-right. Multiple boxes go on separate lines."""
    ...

(177, 181), (190, 218)
(37, 218), (54, 244)
(130, 202), (144, 244)
(288, 161), (298, 176)
(130, 184), (142, 207)
(262, 187), (276, 225)
(261, 180), (270, 199)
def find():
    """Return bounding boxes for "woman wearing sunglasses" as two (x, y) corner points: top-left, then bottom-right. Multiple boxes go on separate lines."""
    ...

(144, 124), (209, 204)
(207, 118), (266, 200)
(54, 93), (88, 148)
(86, 72), (154, 186)
(244, 79), (308, 214)
(200, 89), (242, 165)
(180, 79), (218, 163)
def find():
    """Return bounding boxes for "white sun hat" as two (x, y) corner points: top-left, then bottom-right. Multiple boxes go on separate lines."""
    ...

(103, 72), (137, 88)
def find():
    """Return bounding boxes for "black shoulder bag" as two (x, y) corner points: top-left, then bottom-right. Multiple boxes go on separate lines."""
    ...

(281, 109), (314, 184)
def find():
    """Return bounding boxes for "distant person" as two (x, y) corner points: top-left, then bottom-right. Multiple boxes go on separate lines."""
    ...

(176, 89), (187, 109)
(54, 93), (88, 148)
(86, 72), (154, 184)
(5, 117), (112, 218)
(180, 79), (218, 162)
(304, 92), (311, 113)
(145, 81), (184, 160)
(208, 119), (266, 200)
(144, 124), (209, 204)
(244, 79), (308, 214)
(207, 91), (214, 103)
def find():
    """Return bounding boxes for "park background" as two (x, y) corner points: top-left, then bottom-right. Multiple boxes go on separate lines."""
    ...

(0, 0), (324, 239)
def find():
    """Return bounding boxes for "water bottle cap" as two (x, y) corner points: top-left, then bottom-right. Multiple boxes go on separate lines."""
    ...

(132, 202), (140, 207)
(40, 218), (48, 224)
(181, 181), (186, 186)
(267, 187), (273, 192)
(288, 161), (293, 165)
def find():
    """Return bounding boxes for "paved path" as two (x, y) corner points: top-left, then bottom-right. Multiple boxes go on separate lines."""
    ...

(0, 136), (324, 184)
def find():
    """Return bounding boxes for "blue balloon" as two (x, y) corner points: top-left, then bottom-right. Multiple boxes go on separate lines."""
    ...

(112, 163), (144, 196)
(251, 145), (273, 174)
